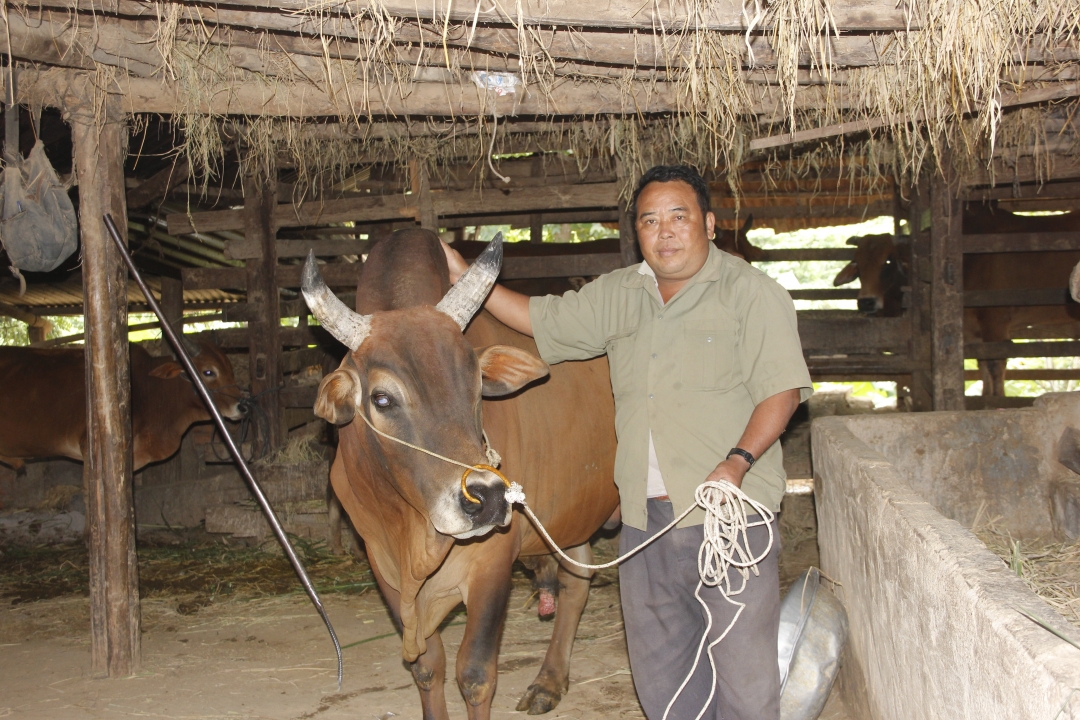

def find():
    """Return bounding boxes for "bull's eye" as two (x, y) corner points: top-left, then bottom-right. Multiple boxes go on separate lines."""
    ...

(371, 392), (394, 410)
(202, 369), (215, 377)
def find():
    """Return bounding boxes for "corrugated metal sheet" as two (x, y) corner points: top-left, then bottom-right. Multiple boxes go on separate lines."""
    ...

(0, 277), (241, 313)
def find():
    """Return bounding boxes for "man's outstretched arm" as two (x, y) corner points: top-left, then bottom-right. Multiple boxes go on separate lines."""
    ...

(442, 240), (534, 337)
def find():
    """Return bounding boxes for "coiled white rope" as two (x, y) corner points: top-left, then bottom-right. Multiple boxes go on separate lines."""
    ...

(352, 403), (773, 720)
(509, 479), (774, 720)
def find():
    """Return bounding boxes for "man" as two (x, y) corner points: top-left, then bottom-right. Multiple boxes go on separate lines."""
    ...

(442, 165), (812, 720)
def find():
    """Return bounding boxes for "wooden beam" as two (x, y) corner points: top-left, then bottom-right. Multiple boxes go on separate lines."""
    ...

(964, 155), (1080, 187)
(966, 340), (1080, 360)
(178, 183), (621, 236)
(244, 171), (285, 454)
(92, 0), (914, 33)
(754, 248), (856, 262)
(965, 181), (1080, 202)
(964, 287), (1073, 307)
(788, 289), (860, 301)
(798, 312), (911, 355)
(963, 232), (1080, 253)
(182, 262), (364, 290)
(71, 103), (140, 677)
(14, 66), (844, 119)
(711, 201), (894, 221)
(964, 368), (1080, 381)
(127, 160), (189, 210)
(749, 81), (1080, 151)
(930, 165), (965, 410)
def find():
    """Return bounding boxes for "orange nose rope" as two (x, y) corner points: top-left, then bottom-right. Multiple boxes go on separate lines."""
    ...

(353, 403), (506, 504)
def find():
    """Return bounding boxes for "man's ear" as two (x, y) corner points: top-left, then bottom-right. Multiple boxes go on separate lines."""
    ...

(833, 261), (860, 287)
(478, 345), (550, 397)
(315, 367), (362, 424)
(149, 362), (184, 379)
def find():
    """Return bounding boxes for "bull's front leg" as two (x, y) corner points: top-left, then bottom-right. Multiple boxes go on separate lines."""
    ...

(369, 560), (452, 720)
(457, 554), (515, 719)
(517, 543), (594, 715)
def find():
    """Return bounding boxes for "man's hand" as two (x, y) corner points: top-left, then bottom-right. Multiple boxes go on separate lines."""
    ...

(441, 239), (469, 284)
(704, 456), (751, 489)
(437, 238), (535, 336)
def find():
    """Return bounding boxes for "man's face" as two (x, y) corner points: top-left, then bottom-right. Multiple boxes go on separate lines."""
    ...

(635, 180), (716, 285)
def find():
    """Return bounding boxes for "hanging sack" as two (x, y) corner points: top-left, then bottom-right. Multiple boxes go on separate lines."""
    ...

(0, 139), (78, 273)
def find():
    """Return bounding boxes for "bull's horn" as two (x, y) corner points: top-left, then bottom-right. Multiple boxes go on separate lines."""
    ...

(301, 250), (372, 351)
(435, 232), (503, 331)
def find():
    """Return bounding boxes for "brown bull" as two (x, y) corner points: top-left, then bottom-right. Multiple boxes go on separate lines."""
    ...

(832, 207), (1080, 396)
(0, 340), (244, 471)
(303, 229), (618, 719)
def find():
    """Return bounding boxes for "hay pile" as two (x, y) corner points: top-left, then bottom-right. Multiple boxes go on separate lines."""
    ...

(975, 518), (1080, 628)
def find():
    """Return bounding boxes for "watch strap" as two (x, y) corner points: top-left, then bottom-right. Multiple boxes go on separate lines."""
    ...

(727, 447), (756, 467)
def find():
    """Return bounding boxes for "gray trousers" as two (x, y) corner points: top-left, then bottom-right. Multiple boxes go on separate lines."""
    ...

(619, 498), (781, 720)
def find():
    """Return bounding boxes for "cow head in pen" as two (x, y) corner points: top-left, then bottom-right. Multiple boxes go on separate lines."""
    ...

(302, 234), (549, 539)
(832, 233), (909, 316)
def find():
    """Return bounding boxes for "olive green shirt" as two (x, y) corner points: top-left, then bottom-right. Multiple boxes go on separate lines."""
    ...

(529, 244), (813, 531)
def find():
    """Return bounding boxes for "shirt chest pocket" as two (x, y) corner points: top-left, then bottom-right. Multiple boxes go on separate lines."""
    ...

(684, 319), (739, 391)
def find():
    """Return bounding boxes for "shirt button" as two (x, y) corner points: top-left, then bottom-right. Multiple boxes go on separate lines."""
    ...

(707, 337), (713, 343)
(648, 394), (654, 399)
(658, 314), (663, 320)
(652, 353), (657, 359)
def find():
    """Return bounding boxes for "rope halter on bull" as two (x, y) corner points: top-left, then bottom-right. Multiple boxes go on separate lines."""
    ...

(302, 235), (774, 720)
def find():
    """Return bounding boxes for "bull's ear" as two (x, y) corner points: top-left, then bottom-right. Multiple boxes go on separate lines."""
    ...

(833, 261), (859, 287)
(315, 368), (361, 424)
(478, 345), (550, 397)
(149, 362), (184, 379)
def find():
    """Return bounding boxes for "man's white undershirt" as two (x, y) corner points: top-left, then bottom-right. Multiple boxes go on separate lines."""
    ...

(639, 261), (670, 499)
(646, 431), (670, 498)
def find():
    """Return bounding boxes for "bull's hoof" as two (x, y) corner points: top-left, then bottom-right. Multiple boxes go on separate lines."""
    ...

(516, 684), (562, 715)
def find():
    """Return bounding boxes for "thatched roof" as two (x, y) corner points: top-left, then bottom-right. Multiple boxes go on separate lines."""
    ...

(2, 0), (1077, 186)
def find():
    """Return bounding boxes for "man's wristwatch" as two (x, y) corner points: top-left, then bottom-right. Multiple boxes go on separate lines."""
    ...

(726, 447), (756, 468)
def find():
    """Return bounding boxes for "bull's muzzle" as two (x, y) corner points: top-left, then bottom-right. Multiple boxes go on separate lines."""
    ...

(455, 465), (513, 536)
(857, 296), (881, 314)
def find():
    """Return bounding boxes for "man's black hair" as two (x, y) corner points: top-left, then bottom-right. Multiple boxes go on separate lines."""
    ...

(629, 165), (711, 221)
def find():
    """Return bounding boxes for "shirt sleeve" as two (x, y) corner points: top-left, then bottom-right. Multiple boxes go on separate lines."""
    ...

(528, 273), (615, 364)
(738, 276), (814, 405)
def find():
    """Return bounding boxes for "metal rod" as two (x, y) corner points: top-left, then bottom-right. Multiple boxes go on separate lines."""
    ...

(103, 213), (344, 689)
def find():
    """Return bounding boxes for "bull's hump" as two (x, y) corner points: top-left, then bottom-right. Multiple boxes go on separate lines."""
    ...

(357, 231), (451, 313)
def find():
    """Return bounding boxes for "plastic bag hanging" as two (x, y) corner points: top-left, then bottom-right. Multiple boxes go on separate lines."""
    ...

(0, 139), (78, 273)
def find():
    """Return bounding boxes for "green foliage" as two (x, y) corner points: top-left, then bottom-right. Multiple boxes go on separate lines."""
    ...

(471, 222), (615, 244)
(0, 315), (85, 347)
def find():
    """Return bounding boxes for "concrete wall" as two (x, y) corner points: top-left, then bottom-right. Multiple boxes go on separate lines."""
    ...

(813, 396), (1080, 720)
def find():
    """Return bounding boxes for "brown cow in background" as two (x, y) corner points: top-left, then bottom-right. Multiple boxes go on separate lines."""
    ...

(0, 341), (244, 471)
(832, 204), (1080, 396)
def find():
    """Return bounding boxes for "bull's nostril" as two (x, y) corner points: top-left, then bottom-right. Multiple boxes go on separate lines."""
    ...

(461, 486), (486, 515)
(857, 297), (878, 313)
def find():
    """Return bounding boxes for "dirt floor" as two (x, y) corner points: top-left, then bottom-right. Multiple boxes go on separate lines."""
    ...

(0, 493), (851, 720)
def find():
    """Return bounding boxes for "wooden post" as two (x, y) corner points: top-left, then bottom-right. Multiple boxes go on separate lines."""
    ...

(70, 101), (139, 677)
(244, 170), (284, 454)
(412, 161), (438, 232)
(617, 159), (639, 267)
(529, 155), (544, 244)
(930, 161), (966, 411)
(159, 276), (183, 338)
(907, 177), (933, 411)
